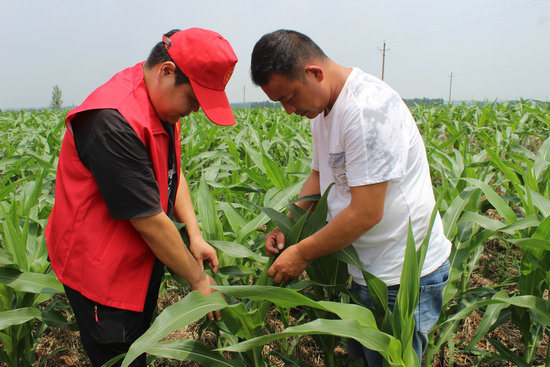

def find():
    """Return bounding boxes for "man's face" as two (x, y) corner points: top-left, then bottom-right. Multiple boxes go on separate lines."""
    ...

(149, 64), (200, 124)
(261, 72), (327, 119)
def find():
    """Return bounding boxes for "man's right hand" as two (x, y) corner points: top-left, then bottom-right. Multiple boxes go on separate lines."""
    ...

(265, 227), (286, 255)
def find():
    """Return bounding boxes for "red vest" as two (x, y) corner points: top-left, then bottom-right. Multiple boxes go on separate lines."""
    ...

(46, 62), (181, 312)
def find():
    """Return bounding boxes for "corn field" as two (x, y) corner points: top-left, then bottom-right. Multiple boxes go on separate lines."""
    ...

(0, 100), (549, 366)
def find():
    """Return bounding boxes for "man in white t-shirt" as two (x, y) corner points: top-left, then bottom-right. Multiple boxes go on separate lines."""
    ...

(250, 29), (451, 366)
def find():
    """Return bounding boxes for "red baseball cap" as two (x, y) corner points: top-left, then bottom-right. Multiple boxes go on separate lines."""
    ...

(163, 28), (238, 126)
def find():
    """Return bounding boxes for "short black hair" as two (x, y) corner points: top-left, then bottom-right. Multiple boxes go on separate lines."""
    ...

(250, 29), (327, 86)
(145, 29), (189, 85)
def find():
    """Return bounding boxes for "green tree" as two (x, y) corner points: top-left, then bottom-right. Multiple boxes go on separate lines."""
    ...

(49, 85), (63, 110)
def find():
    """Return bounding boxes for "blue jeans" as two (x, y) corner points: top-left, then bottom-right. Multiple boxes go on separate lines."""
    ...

(349, 259), (449, 366)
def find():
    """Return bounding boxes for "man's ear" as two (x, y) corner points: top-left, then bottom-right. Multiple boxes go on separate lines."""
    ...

(305, 65), (324, 82)
(158, 61), (176, 78)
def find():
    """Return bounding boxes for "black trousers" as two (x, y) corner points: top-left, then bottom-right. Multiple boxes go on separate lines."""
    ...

(64, 260), (164, 367)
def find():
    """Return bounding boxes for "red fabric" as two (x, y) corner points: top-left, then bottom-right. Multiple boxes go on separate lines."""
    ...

(163, 28), (238, 126)
(46, 62), (181, 312)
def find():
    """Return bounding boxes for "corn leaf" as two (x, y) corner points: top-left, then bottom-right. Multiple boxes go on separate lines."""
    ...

(213, 285), (319, 309)
(288, 203), (309, 222)
(441, 187), (477, 239)
(262, 152), (289, 190)
(146, 339), (240, 366)
(218, 202), (247, 234)
(214, 284), (378, 328)
(485, 336), (530, 367)
(0, 249), (14, 266)
(197, 175), (224, 241)
(251, 203), (293, 235)
(122, 292), (227, 367)
(209, 240), (268, 262)
(333, 246), (388, 311)
(285, 209), (308, 246)
(462, 178), (517, 224)
(218, 265), (256, 278)
(300, 183), (333, 238)
(0, 267), (62, 293)
(467, 291), (509, 349)
(510, 238), (550, 251)
(529, 189), (550, 217)
(236, 182), (302, 242)
(218, 318), (403, 366)
(0, 307), (41, 330)
(532, 136), (550, 181)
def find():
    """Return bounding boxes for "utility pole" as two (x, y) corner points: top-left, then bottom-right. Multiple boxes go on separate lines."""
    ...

(378, 41), (389, 80)
(243, 85), (246, 108)
(448, 72), (454, 104)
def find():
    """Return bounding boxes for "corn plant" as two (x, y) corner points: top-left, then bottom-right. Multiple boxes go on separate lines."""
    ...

(119, 183), (350, 366)
(421, 103), (550, 365)
(0, 110), (68, 366)
(120, 177), (442, 367)
(1, 102), (549, 366)
(250, 183), (352, 365)
(217, 196), (445, 367)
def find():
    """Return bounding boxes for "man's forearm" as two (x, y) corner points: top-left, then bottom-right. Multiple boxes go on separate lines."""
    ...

(130, 212), (205, 286)
(296, 181), (388, 262)
(296, 205), (378, 262)
(174, 171), (202, 239)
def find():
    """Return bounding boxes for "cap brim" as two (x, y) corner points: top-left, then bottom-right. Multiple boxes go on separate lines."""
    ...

(190, 80), (236, 126)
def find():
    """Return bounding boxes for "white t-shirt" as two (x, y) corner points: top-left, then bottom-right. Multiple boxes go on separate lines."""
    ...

(310, 68), (451, 286)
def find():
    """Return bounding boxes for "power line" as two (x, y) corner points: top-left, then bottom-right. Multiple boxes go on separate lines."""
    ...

(347, 0), (546, 60)
(379, 0), (511, 47)
(388, 0), (546, 48)
(347, 1), (507, 60)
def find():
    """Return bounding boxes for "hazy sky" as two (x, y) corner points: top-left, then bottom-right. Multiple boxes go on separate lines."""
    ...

(1, 0), (549, 109)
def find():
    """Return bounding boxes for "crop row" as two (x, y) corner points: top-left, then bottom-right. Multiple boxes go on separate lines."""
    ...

(0, 101), (549, 366)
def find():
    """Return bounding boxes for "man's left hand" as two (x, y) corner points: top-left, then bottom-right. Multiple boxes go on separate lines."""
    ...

(189, 237), (219, 272)
(268, 244), (309, 283)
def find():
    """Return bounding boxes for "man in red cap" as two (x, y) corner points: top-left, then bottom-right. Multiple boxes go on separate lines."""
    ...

(46, 28), (238, 366)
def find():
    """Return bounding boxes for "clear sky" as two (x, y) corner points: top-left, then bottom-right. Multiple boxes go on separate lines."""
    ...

(1, 0), (549, 109)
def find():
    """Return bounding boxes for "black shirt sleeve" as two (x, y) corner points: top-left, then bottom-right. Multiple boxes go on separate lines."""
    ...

(71, 109), (163, 220)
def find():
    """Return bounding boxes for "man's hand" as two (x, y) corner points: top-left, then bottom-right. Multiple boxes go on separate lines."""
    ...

(190, 273), (221, 320)
(268, 244), (309, 283)
(265, 227), (286, 255)
(189, 236), (219, 272)
(130, 213), (222, 319)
